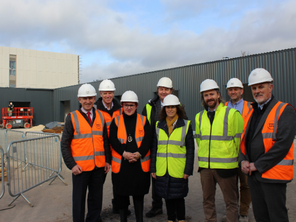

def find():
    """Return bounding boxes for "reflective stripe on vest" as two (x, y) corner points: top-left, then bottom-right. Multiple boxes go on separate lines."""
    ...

(70, 110), (105, 171)
(155, 120), (189, 178)
(111, 113), (150, 173)
(99, 108), (122, 134)
(241, 101), (294, 181)
(195, 103), (241, 169)
(196, 107), (241, 141)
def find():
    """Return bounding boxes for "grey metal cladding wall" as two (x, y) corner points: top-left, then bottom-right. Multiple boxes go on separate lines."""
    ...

(0, 88), (53, 125)
(53, 47), (296, 129)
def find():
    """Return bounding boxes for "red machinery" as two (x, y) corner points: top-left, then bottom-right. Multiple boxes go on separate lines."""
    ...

(2, 107), (33, 129)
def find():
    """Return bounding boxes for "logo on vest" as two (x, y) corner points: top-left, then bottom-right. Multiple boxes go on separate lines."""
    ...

(96, 123), (102, 129)
(139, 129), (144, 136)
(268, 122), (274, 130)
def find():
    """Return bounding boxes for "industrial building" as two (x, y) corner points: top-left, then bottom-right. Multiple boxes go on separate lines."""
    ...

(0, 47), (295, 129)
(0, 46), (79, 89)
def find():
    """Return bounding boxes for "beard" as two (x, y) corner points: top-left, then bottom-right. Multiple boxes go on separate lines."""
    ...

(206, 99), (218, 109)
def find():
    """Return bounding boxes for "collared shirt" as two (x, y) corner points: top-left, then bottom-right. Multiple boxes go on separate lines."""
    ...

(81, 107), (93, 121)
(102, 100), (114, 111)
(227, 98), (244, 115)
(258, 97), (272, 110)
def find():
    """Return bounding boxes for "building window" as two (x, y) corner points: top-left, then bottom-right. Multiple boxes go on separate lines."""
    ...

(9, 55), (16, 87)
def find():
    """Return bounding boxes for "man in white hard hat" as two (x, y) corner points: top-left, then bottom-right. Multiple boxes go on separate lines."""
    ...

(142, 77), (173, 218)
(225, 78), (252, 222)
(195, 79), (244, 222)
(240, 68), (296, 222)
(94, 79), (130, 215)
(61, 83), (111, 222)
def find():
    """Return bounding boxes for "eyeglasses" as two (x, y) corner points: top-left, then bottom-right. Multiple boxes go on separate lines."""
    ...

(123, 104), (136, 108)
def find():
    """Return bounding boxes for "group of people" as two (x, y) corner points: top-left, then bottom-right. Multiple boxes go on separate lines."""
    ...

(61, 67), (295, 222)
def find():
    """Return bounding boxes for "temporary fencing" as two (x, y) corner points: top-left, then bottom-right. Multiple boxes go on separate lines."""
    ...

(0, 129), (67, 207)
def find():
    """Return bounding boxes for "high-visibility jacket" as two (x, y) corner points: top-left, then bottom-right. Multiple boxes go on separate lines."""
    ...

(100, 108), (122, 135)
(225, 100), (252, 122)
(155, 120), (190, 178)
(70, 110), (105, 171)
(195, 103), (243, 169)
(111, 113), (150, 173)
(145, 103), (153, 125)
(240, 101), (294, 181)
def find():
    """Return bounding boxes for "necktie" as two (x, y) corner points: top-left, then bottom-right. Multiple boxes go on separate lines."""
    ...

(87, 112), (92, 125)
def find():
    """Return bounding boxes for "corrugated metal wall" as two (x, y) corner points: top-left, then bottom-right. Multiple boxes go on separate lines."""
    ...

(1, 47), (295, 128)
(0, 88), (53, 125)
(52, 47), (296, 130)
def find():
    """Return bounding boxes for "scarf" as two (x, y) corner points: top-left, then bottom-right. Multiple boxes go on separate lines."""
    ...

(166, 114), (179, 136)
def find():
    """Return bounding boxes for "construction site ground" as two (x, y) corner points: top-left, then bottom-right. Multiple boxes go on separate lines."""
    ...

(0, 129), (295, 222)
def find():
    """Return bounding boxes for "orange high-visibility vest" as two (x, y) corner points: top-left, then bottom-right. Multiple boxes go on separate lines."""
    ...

(111, 113), (150, 173)
(240, 101), (294, 181)
(100, 108), (122, 135)
(70, 110), (106, 171)
(225, 100), (252, 121)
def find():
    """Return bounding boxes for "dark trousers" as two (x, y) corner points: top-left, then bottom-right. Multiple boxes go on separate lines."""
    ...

(165, 198), (185, 221)
(112, 187), (130, 211)
(151, 176), (163, 209)
(248, 175), (288, 222)
(72, 168), (106, 222)
(118, 195), (144, 222)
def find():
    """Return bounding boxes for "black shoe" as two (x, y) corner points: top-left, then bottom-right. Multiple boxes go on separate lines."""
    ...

(145, 208), (163, 218)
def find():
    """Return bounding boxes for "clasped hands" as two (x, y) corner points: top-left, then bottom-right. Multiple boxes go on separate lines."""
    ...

(241, 160), (257, 175)
(123, 151), (141, 163)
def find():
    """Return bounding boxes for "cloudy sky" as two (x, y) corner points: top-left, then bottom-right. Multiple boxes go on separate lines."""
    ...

(1, 0), (296, 83)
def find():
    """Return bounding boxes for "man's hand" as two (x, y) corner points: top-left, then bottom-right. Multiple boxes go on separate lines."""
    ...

(183, 174), (189, 179)
(151, 172), (156, 179)
(104, 163), (110, 174)
(249, 162), (257, 175)
(72, 165), (82, 175)
(241, 160), (250, 175)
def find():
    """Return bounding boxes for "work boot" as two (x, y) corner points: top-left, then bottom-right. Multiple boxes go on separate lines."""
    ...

(239, 215), (248, 222)
(145, 207), (163, 218)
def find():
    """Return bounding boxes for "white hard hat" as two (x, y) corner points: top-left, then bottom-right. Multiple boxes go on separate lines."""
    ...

(200, 79), (220, 93)
(162, 94), (180, 106)
(157, 77), (173, 88)
(248, 68), (273, 86)
(226, 78), (243, 89)
(77, 84), (97, 97)
(99, 79), (116, 91)
(120, 90), (139, 103)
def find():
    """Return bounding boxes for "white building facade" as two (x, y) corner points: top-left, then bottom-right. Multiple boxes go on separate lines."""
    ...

(0, 46), (79, 89)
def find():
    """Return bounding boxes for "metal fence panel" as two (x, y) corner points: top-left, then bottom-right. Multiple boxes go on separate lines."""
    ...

(5, 130), (25, 153)
(0, 129), (7, 151)
(6, 134), (65, 206)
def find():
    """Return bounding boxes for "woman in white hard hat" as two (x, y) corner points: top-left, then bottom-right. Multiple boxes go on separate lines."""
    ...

(150, 94), (195, 222)
(109, 90), (152, 222)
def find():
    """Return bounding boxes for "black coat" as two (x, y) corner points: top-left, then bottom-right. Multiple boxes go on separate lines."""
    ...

(151, 118), (195, 199)
(109, 111), (152, 196)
